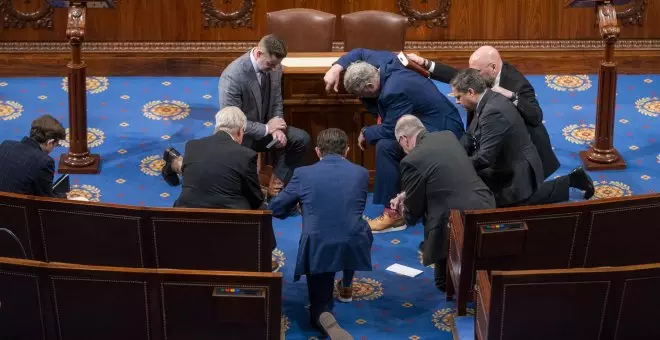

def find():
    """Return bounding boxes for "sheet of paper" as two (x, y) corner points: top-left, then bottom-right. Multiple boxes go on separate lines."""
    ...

(386, 263), (423, 278)
(281, 57), (339, 68)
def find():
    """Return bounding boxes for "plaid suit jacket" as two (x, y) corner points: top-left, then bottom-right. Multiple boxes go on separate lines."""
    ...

(0, 137), (57, 197)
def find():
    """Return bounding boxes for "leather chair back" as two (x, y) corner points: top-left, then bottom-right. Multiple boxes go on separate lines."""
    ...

(267, 8), (336, 52)
(0, 228), (27, 258)
(342, 10), (408, 51)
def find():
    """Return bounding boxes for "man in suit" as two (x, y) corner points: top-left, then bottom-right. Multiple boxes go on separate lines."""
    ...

(173, 106), (263, 210)
(162, 34), (311, 199)
(323, 49), (464, 233)
(407, 45), (560, 179)
(391, 115), (495, 292)
(450, 69), (593, 207)
(268, 128), (372, 336)
(0, 114), (66, 197)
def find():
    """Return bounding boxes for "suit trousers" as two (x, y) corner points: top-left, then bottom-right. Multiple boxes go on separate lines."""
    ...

(306, 271), (355, 331)
(373, 139), (406, 206)
(249, 126), (311, 185)
(525, 174), (570, 205)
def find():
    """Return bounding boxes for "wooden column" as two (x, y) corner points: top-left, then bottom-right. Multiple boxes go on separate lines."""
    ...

(58, 2), (100, 174)
(579, 2), (626, 170)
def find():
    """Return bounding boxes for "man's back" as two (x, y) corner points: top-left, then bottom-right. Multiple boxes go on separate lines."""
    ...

(0, 138), (56, 197)
(175, 132), (263, 210)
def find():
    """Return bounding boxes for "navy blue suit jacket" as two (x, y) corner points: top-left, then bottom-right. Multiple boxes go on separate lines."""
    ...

(0, 137), (58, 197)
(336, 49), (464, 143)
(268, 155), (373, 281)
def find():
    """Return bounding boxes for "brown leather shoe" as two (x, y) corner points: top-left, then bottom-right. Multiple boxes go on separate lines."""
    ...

(368, 209), (406, 234)
(267, 175), (284, 199)
(335, 280), (353, 303)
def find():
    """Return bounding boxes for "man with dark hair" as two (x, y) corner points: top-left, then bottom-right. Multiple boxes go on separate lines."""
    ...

(268, 128), (371, 336)
(407, 46), (560, 179)
(323, 49), (464, 233)
(391, 115), (495, 292)
(450, 69), (594, 207)
(0, 114), (66, 197)
(162, 34), (311, 200)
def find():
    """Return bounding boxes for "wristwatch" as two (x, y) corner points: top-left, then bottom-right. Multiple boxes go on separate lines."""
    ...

(511, 92), (519, 106)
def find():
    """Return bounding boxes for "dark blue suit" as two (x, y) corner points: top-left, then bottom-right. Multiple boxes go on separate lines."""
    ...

(268, 155), (373, 329)
(0, 137), (59, 197)
(336, 49), (464, 205)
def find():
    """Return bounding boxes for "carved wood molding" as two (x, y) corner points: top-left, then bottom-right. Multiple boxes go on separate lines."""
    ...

(617, 0), (646, 26)
(398, 0), (451, 28)
(201, 0), (253, 29)
(0, 0), (53, 29)
(0, 39), (658, 53)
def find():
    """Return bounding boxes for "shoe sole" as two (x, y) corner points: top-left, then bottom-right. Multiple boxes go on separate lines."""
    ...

(319, 312), (353, 340)
(337, 296), (352, 303)
(371, 225), (407, 234)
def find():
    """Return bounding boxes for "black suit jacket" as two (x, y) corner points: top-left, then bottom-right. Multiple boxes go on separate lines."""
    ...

(431, 61), (560, 178)
(465, 90), (544, 207)
(0, 137), (58, 197)
(174, 131), (264, 210)
(401, 131), (495, 265)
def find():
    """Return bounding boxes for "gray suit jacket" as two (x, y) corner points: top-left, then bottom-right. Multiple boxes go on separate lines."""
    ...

(465, 89), (544, 207)
(218, 50), (284, 140)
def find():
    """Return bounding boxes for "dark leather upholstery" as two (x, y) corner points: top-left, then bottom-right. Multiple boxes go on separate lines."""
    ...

(448, 193), (660, 315)
(0, 257), (283, 340)
(267, 8), (336, 52)
(0, 191), (274, 272)
(476, 264), (660, 340)
(0, 228), (27, 258)
(341, 10), (408, 51)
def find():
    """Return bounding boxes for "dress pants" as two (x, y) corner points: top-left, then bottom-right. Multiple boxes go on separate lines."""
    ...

(525, 175), (570, 205)
(246, 126), (311, 185)
(434, 259), (447, 292)
(306, 270), (355, 331)
(373, 139), (406, 206)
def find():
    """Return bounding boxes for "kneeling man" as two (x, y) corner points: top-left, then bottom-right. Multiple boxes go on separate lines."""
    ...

(268, 128), (372, 336)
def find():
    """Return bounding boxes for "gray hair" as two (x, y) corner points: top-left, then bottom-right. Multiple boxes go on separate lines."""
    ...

(395, 114), (426, 141)
(214, 106), (247, 134)
(343, 61), (379, 95)
(450, 68), (488, 94)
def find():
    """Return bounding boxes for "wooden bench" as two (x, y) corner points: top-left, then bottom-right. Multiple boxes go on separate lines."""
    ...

(0, 192), (274, 272)
(475, 263), (660, 340)
(0, 257), (283, 340)
(447, 193), (660, 315)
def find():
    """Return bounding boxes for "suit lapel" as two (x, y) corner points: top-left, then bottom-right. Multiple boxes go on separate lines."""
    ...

(242, 54), (263, 119)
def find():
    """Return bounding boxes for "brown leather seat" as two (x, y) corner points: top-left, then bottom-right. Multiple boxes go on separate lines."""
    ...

(267, 8), (336, 52)
(342, 10), (409, 51)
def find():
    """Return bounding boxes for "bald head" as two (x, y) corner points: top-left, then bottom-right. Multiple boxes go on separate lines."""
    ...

(468, 45), (502, 87)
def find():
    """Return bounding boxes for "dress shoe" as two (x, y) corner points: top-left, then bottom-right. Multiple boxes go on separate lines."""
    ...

(271, 258), (280, 272)
(318, 312), (353, 340)
(568, 166), (595, 199)
(267, 175), (284, 199)
(368, 208), (407, 234)
(335, 280), (353, 303)
(418, 241), (425, 256)
(162, 147), (181, 186)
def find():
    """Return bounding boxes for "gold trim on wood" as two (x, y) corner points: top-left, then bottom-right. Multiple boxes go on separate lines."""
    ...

(398, 0), (451, 28)
(0, 0), (53, 29)
(201, 0), (254, 29)
(0, 39), (659, 53)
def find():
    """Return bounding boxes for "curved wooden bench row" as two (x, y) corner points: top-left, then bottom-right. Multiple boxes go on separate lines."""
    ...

(0, 191), (274, 272)
(0, 257), (282, 340)
(448, 193), (660, 315)
(475, 263), (660, 340)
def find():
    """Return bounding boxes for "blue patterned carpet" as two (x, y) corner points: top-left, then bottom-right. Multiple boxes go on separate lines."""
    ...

(0, 74), (658, 339)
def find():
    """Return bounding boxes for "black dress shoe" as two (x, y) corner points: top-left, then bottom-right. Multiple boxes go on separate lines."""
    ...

(162, 147), (181, 186)
(569, 166), (595, 199)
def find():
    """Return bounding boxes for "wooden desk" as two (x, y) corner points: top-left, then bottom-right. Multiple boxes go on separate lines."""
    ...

(279, 52), (377, 186)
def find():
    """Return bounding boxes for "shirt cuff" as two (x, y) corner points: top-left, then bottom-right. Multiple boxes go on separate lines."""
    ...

(428, 61), (436, 73)
(264, 125), (269, 136)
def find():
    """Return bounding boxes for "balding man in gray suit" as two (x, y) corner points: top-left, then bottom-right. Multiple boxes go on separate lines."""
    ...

(162, 35), (310, 199)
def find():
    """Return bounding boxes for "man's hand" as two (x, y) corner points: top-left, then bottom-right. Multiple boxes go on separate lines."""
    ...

(389, 192), (406, 213)
(406, 53), (426, 67)
(491, 85), (514, 99)
(266, 117), (287, 133)
(271, 129), (288, 148)
(323, 64), (344, 93)
(357, 130), (367, 151)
